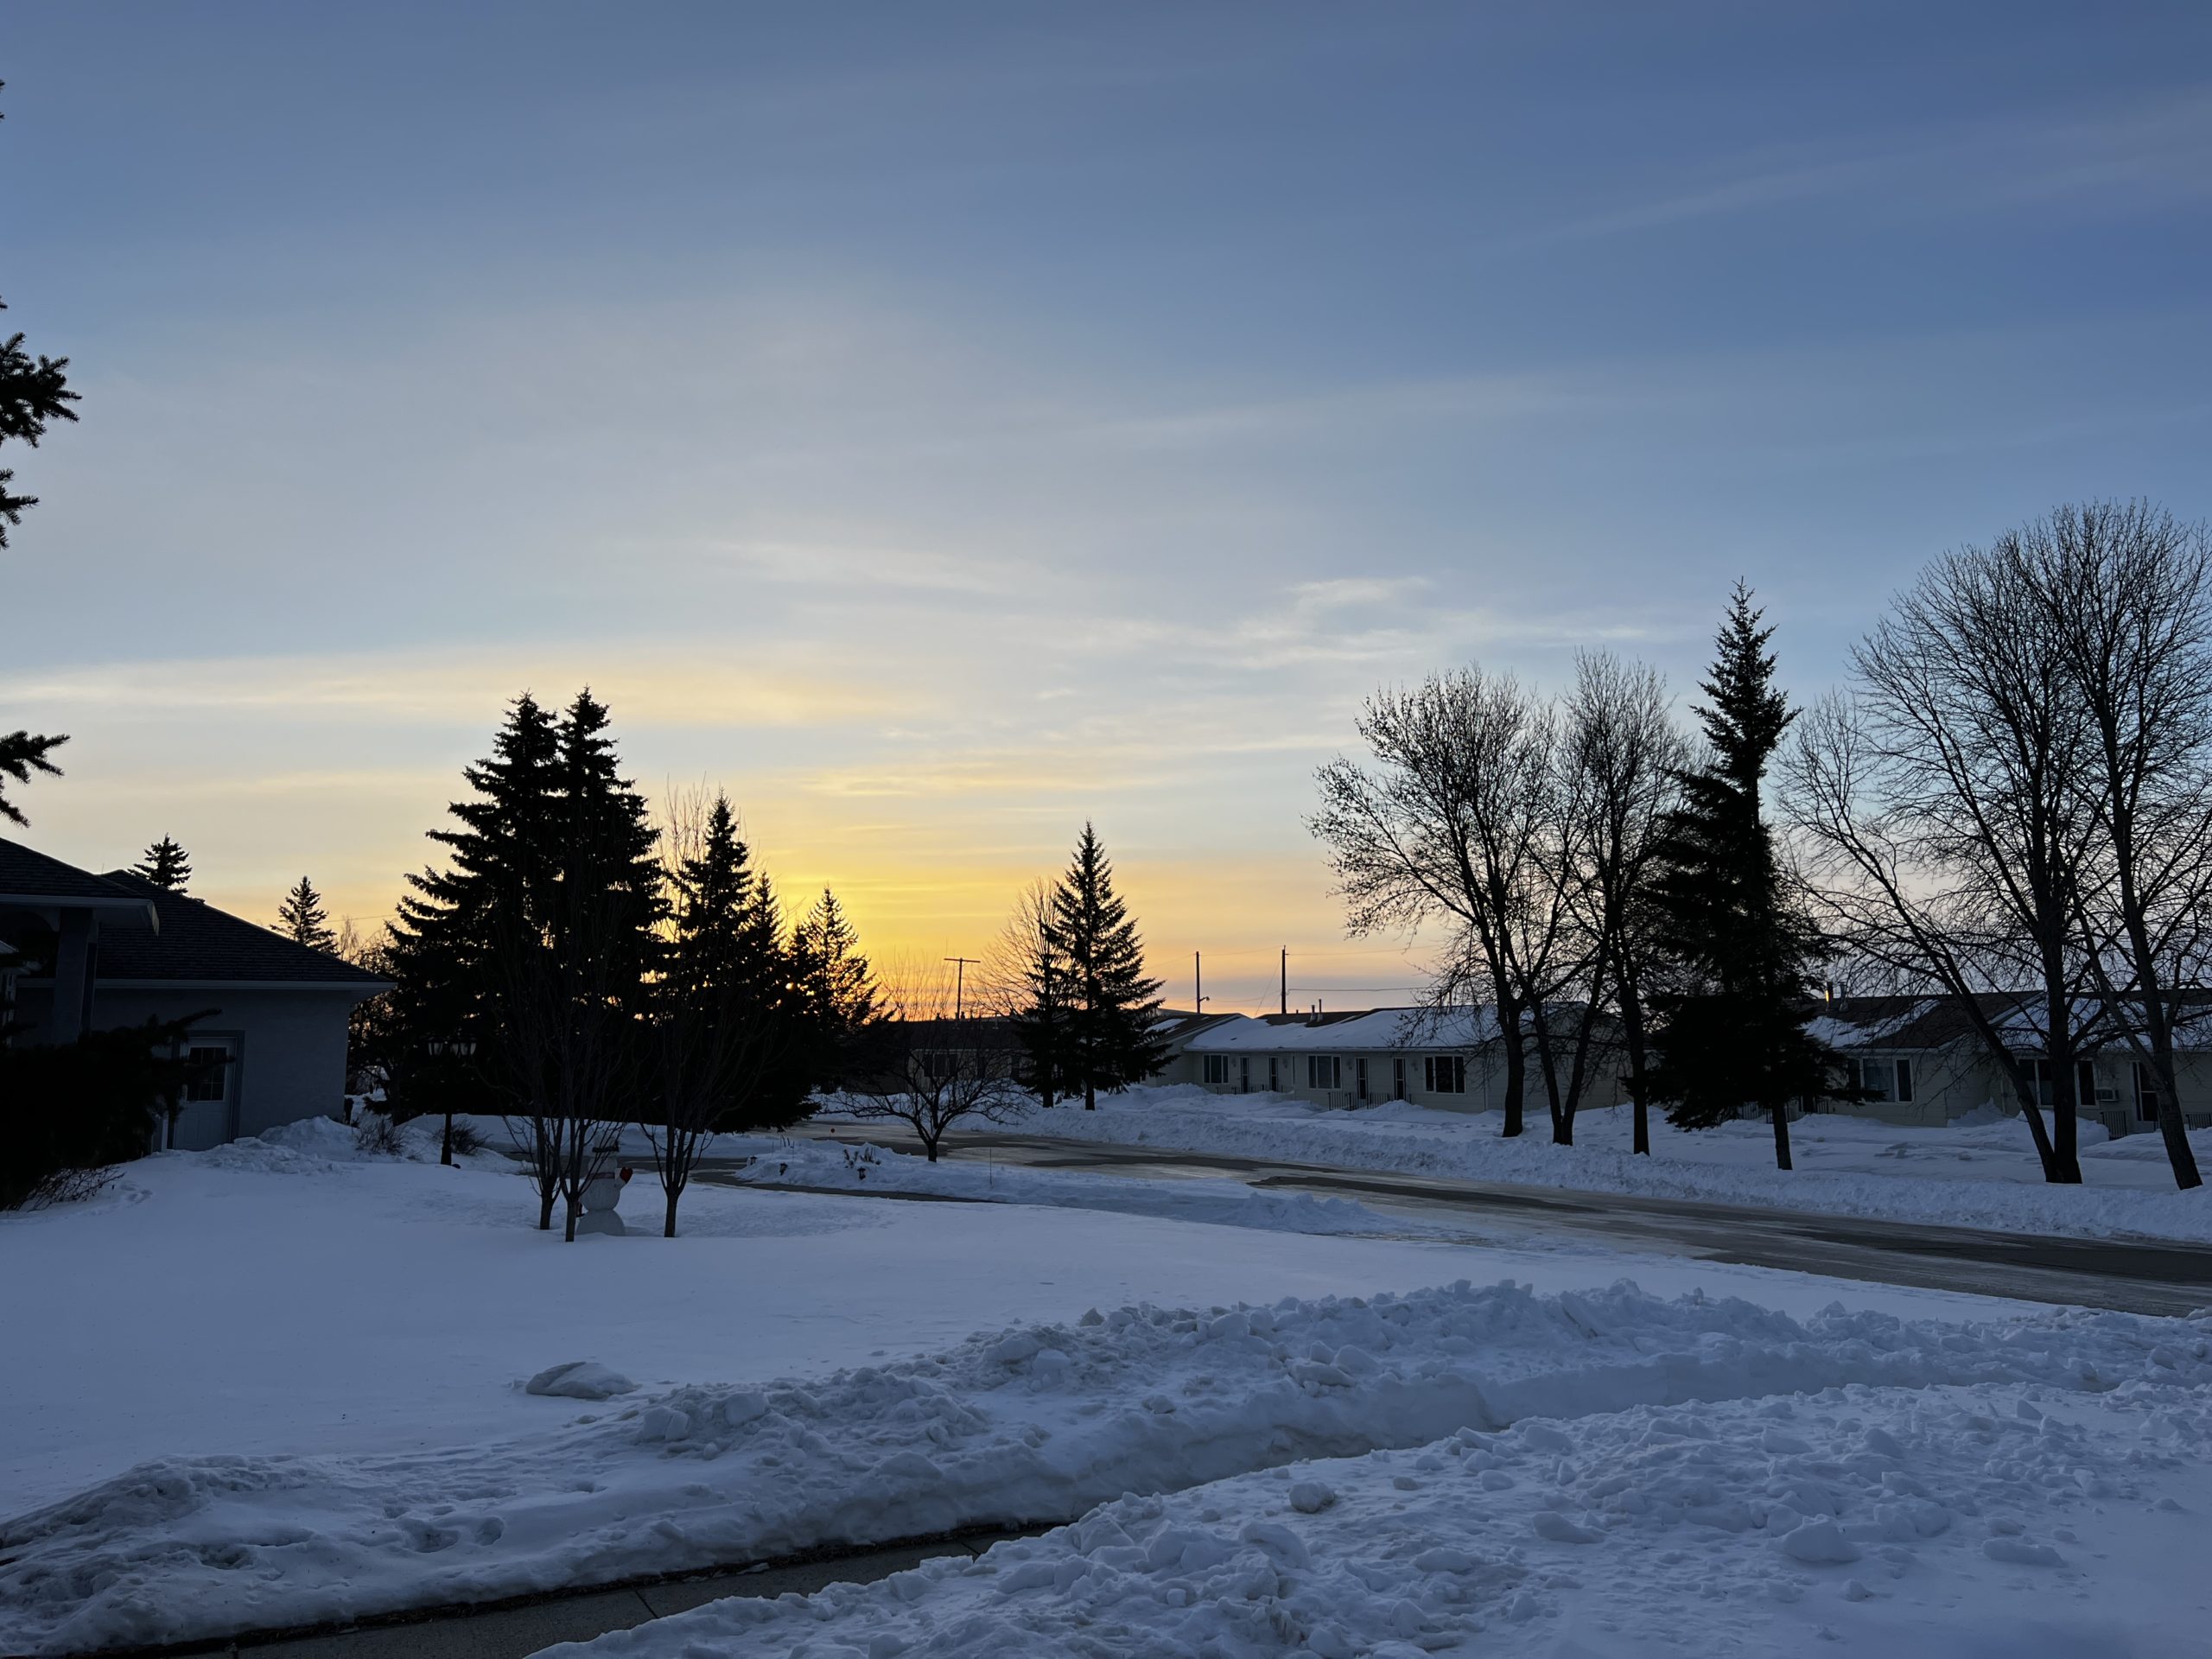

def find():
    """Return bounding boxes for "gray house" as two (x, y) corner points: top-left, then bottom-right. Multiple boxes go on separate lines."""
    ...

(0, 838), (389, 1149)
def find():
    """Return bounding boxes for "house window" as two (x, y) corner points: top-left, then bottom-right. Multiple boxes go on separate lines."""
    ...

(1424, 1056), (1466, 1095)
(185, 1044), (232, 1103)
(1204, 1054), (1227, 1087)
(1238, 1057), (1250, 1094)
(1306, 1055), (1341, 1090)
(2028, 1059), (2098, 1111)
(1355, 1057), (1369, 1101)
(1393, 1057), (1406, 1099)
(1267, 1057), (1279, 1092)
(2135, 1061), (2163, 1125)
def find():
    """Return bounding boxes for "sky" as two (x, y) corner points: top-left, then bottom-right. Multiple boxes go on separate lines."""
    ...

(4, 3), (2209, 1012)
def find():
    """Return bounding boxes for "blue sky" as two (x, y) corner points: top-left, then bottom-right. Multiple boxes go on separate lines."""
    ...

(5, 3), (2209, 1007)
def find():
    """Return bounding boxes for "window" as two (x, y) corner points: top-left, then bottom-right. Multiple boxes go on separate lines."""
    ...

(1306, 1054), (1341, 1090)
(2028, 1059), (2098, 1111)
(1238, 1057), (1250, 1094)
(2135, 1061), (2163, 1125)
(1267, 1057), (1279, 1092)
(1424, 1055), (1466, 1095)
(1204, 1054), (1230, 1087)
(185, 1044), (232, 1103)
(1355, 1057), (1369, 1102)
(1393, 1057), (1407, 1100)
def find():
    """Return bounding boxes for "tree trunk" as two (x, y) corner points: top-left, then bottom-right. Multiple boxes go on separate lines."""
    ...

(664, 1185), (681, 1239)
(923, 1132), (940, 1163)
(1084, 1081), (1096, 1110)
(1770, 1102), (1793, 1171)
(441, 1109), (455, 1167)
(1622, 977), (1651, 1155)
(2009, 1065), (2062, 1184)
(537, 1185), (556, 1231)
(1498, 1001), (1526, 1138)
(563, 1199), (580, 1243)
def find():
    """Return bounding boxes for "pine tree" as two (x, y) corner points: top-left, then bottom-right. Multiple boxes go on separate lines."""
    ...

(133, 836), (192, 893)
(1050, 823), (1168, 1109)
(1008, 893), (1073, 1107)
(663, 791), (808, 1124)
(0, 86), (81, 827)
(550, 689), (664, 1001)
(278, 876), (336, 952)
(1645, 583), (1837, 1170)
(385, 694), (563, 1123)
(790, 888), (878, 1085)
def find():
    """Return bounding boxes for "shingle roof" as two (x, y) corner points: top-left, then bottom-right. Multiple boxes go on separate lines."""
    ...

(91, 871), (388, 988)
(0, 838), (158, 912)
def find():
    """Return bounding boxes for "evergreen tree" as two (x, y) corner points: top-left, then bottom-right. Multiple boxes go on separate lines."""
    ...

(663, 791), (809, 1125)
(1050, 823), (1168, 1109)
(385, 694), (563, 1119)
(277, 876), (336, 952)
(0, 86), (81, 827)
(1645, 583), (1838, 1170)
(790, 888), (879, 1085)
(133, 836), (192, 892)
(549, 688), (664, 1004)
(1007, 887), (1073, 1107)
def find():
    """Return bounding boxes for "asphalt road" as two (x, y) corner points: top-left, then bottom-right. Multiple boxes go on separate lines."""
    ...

(715, 1121), (2212, 1319)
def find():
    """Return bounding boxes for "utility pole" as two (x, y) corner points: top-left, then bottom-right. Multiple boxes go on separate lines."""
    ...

(1280, 948), (1287, 1015)
(944, 956), (982, 1019)
(1195, 950), (1210, 1014)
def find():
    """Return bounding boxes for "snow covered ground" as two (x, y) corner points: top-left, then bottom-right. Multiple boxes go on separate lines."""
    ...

(4, 1117), (2209, 1656)
(994, 1086), (2212, 1243)
(549, 1376), (2212, 1659)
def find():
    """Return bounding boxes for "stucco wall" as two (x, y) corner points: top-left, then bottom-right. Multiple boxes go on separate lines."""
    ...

(14, 983), (358, 1144)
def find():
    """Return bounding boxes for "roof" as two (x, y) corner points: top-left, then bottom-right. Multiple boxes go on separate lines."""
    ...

(1187, 1007), (1508, 1053)
(86, 871), (388, 988)
(0, 837), (160, 916)
(1809, 992), (2212, 1054)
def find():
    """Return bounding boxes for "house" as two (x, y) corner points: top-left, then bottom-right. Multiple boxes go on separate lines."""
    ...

(1163, 1006), (1630, 1115)
(1809, 993), (2212, 1136)
(0, 838), (390, 1149)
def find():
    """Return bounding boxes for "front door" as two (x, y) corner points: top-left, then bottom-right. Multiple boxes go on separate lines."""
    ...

(170, 1038), (239, 1149)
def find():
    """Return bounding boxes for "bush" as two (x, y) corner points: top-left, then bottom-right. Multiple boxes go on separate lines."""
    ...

(0, 1016), (208, 1211)
(443, 1119), (486, 1157)
(18, 1166), (118, 1210)
(353, 1113), (406, 1157)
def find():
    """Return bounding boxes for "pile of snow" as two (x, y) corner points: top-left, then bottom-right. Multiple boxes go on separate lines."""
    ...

(5, 1276), (2209, 1653)
(551, 1376), (2212, 1658)
(1002, 1087), (2212, 1243)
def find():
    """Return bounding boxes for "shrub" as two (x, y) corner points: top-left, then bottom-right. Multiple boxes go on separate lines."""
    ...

(0, 1015), (208, 1211)
(353, 1113), (406, 1157)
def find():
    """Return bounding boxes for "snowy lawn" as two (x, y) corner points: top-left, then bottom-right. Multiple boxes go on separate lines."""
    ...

(997, 1086), (2212, 1243)
(0, 1118), (2076, 1653)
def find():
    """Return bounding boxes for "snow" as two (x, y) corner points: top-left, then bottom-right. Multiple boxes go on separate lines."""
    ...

(1186, 1007), (1503, 1053)
(1002, 1085), (2212, 1243)
(10, 1258), (2211, 1653)
(4, 1115), (2208, 1654)
(546, 1376), (2212, 1659)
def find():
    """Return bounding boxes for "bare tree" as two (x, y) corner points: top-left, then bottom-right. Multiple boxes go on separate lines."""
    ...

(1548, 653), (1684, 1152)
(842, 972), (1020, 1161)
(644, 987), (791, 1236)
(2024, 503), (2212, 1190)
(1789, 535), (2119, 1183)
(985, 878), (1070, 1106)
(1312, 669), (1556, 1136)
(491, 881), (639, 1238)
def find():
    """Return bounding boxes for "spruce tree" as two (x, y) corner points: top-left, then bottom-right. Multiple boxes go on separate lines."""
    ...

(1010, 906), (1072, 1107)
(790, 888), (879, 1086)
(385, 694), (563, 1118)
(0, 86), (81, 827)
(1050, 823), (1168, 1109)
(550, 689), (664, 1003)
(278, 876), (336, 951)
(664, 792), (808, 1124)
(1645, 583), (1837, 1170)
(133, 836), (192, 893)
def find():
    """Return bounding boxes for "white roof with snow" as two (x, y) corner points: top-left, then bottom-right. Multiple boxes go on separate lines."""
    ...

(1185, 1007), (1504, 1053)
